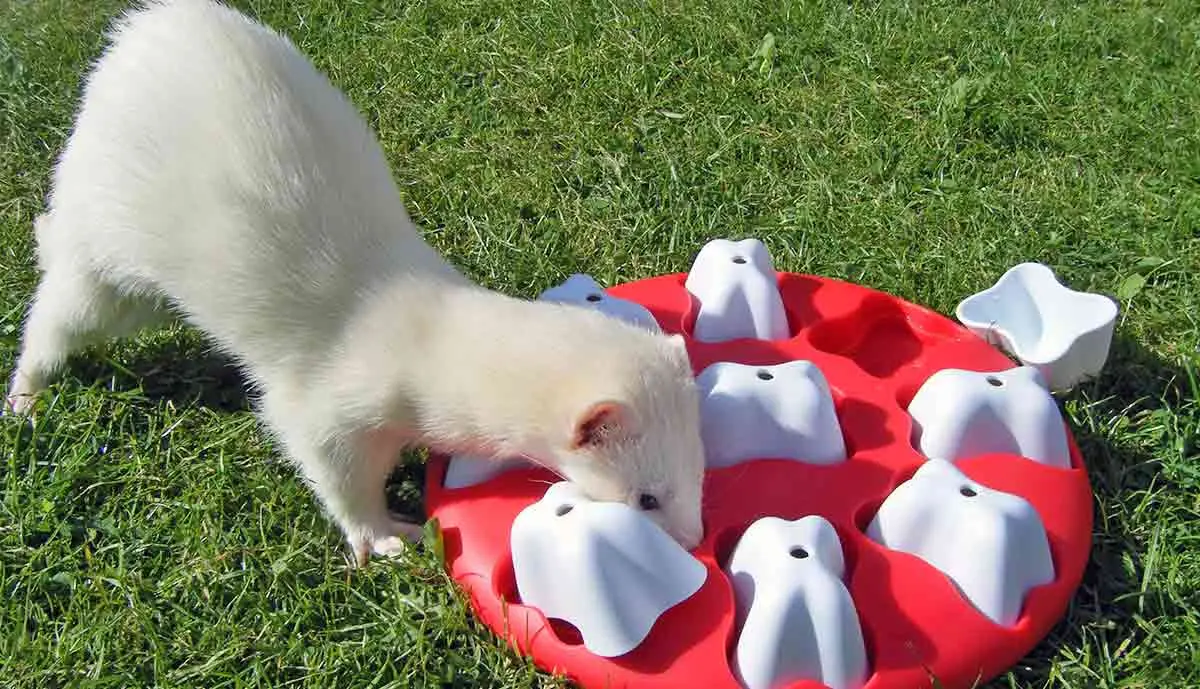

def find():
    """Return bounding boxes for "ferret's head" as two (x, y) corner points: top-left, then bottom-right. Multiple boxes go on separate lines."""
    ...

(547, 332), (706, 551)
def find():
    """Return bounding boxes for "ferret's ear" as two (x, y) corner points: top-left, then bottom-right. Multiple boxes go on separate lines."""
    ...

(571, 400), (634, 450)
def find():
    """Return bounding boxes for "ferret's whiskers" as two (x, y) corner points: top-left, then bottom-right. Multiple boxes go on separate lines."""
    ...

(514, 452), (566, 483)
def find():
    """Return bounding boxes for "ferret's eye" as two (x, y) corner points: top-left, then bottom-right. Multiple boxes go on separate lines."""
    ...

(638, 493), (660, 511)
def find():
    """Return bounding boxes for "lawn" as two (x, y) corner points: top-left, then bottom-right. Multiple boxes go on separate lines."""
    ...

(1, 0), (1198, 687)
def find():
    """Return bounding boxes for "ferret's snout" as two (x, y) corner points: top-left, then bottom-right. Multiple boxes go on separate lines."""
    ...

(667, 513), (705, 551)
(678, 529), (703, 551)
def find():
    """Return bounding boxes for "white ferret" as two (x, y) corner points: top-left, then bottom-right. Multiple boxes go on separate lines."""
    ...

(5, 0), (706, 564)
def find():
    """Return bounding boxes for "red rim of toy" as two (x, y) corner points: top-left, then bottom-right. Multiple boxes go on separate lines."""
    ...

(424, 271), (1094, 689)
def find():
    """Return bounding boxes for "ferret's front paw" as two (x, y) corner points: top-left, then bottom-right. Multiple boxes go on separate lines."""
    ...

(3, 392), (36, 418)
(371, 534), (414, 557)
(350, 521), (425, 567)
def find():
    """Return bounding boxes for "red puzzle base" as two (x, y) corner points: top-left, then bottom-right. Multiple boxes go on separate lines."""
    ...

(424, 272), (1093, 689)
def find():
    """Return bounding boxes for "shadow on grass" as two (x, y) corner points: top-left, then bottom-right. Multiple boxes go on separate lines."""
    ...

(52, 328), (432, 521)
(64, 332), (253, 413)
(992, 332), (1197, 686)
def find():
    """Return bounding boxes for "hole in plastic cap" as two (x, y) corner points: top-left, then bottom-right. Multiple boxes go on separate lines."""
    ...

(732, 256), (747, 265)
(986, 376), (1003, 387)
(790, 546), (809, 559)
(586, 293), (603, 302)
(556, 504), (574, 516)
(756, 370), (774, 381)
(960, 486), (977, 498)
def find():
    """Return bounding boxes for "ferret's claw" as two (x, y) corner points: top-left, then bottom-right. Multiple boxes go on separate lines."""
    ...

(351, 542), (370, 569)
(372, 521), (425, 557)
(3, 393), (36, 420)
(348, 521), (424, 567)
(371, 535), (411, 558)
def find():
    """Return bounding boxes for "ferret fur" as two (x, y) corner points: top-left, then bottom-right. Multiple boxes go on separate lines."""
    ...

(4, 0), (706, 564)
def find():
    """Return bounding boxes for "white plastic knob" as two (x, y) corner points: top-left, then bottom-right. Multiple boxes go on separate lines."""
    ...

(697, 360), (847, 469)
(684, 238), (789, 342)
(538, 273), (661, 331)
(955, 262), (1118, 391)
(443, 453), (535, 489)
(866, 458), (1055, 626)
(510, 482), (708, 657)
(726, 515), (870, 689)
(907, 366), (1071, 469)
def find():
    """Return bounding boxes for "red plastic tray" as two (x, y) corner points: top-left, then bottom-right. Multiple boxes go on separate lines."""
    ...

(424, 271), (1094, 689)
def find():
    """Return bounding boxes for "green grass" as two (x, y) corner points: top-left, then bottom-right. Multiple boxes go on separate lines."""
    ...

(2, 0), (1198, 686)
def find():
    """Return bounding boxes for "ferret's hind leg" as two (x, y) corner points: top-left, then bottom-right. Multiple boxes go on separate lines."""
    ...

(263, 398), (423, 566)
(6, 274), (149, 416)
(6, 213), (169, 416)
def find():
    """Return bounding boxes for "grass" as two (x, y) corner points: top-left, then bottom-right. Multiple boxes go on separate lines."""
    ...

(1, 0), (1198, 686)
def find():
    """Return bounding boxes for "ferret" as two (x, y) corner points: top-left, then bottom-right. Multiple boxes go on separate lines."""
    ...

(4, 0), (706, 565)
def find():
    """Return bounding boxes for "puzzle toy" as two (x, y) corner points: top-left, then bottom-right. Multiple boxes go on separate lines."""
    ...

(423, 238), (1111, 689)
